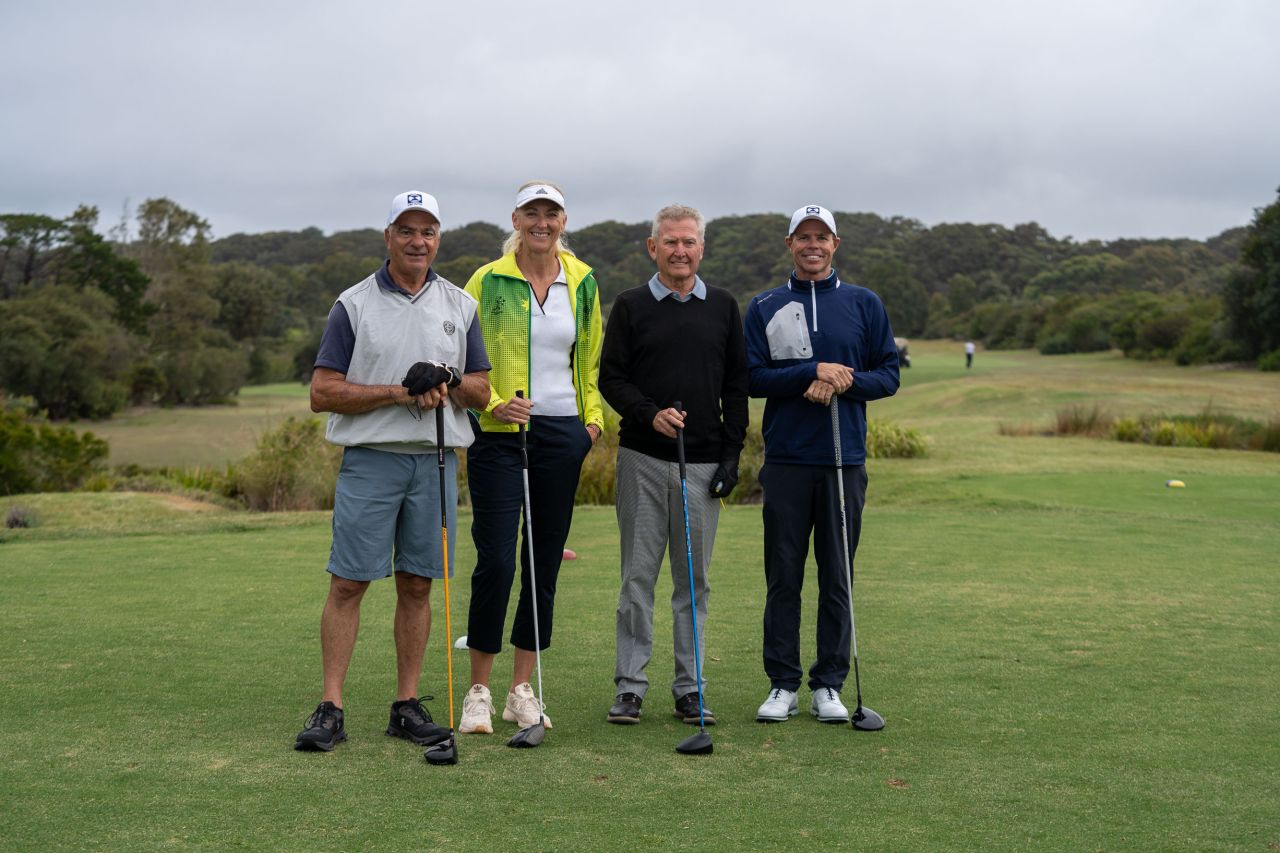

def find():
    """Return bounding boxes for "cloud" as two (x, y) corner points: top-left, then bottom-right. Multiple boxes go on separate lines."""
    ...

(2, 0), (1277, 240)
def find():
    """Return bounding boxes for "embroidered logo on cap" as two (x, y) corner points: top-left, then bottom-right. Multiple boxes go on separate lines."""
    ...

(806, 206), (820, 215)
(408, 193), (423, 204)
(535, 188), (548, 195)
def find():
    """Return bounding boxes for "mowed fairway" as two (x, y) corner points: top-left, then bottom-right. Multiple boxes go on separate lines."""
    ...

(2, 345), (1278, 851)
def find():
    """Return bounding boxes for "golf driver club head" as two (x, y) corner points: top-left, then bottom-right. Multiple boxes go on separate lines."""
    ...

(507, 722), (545, 748)
(424, 737), (457, 765)
(675, 731), (713, 755)
(852, 705), (885, 731)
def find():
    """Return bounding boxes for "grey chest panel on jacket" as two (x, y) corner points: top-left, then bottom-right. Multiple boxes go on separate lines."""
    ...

(764, 302), (812, 361)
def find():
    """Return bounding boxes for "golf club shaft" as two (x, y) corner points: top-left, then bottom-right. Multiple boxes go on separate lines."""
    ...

(674, 402), (707, 730)
(436, 405), (455, 730)
(830, 400), (864, 709)
(516, 391), (545, 720)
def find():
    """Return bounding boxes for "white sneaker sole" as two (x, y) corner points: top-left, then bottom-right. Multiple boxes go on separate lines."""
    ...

(503, 707), (552, 729)
(811, 708), (850, 724)
(458, 718), (493, 734)
(755, 707), (798, 723)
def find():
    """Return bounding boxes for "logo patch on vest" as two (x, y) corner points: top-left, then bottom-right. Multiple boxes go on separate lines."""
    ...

(443, 320), (456, 335)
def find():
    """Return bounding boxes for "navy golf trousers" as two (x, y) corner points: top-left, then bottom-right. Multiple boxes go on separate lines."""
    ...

(760, 462), (868, 692)
(466, 415), (592, 653)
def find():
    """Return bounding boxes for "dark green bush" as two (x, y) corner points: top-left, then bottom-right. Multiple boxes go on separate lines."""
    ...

(0, 401), (110, 494)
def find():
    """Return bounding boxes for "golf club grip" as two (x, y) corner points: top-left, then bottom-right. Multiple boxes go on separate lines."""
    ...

(673, 400), (686, 478)
(515, 390), (528, 465)
(830, 400), (842, 467)
(435, 404), (446, 466)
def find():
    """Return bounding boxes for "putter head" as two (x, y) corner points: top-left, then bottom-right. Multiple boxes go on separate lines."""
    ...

(852, 705), (885, 731)
(423, 737), (457, 765)
(675, 730), (713, 755)
(507, 722), (545, 748)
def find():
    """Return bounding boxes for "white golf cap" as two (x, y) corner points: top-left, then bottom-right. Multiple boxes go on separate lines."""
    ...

(514, 183), (566, 211)
(387, 191), (442, 228)
(788, 204), (837, 237)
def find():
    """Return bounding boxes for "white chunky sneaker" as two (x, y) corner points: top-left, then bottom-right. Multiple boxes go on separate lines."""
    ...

(502, 682), (552, 729)
(755, 688), (799, 722)
(458, 684), (494, 734)
(811, 687), (850, 723)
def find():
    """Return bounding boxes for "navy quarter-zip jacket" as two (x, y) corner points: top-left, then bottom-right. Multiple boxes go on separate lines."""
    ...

(743, 270), (900, 466)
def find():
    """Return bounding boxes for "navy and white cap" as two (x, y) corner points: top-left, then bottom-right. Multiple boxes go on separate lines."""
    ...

(387, 191), (442, 228)
(788, 204), (837, 237)
(514, 183), (566, 211)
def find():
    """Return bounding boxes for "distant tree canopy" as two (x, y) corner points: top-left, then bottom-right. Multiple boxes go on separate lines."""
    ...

(0, 193), (1267, 421)
(1222, 187), (1280, 361)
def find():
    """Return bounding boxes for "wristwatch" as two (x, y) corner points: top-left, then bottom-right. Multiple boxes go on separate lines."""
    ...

(445, 366), (462, 389)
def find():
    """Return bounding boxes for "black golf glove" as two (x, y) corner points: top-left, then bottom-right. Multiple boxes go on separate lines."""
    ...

(709, 457), (739, 498)
(402, 361), (460, 396)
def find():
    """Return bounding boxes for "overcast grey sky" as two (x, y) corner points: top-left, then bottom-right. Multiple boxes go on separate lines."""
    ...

(3, 1), (1277, 242)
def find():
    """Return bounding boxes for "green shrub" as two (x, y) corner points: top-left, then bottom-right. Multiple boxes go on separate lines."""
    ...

(0, 403), (110, 494)
(1258, 348), (1280, 372)
(228, 417), (340, 511)
(1111, 418), (1142, 442)
(1150, 421), (1177, 446)
(868, 421), (928, 458)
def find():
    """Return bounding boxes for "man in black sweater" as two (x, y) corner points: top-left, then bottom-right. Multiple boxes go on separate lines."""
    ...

(599, 204), (749, 726)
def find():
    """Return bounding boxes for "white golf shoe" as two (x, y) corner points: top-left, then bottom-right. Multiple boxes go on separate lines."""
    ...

(458, 684), (494, 734)
(503, 682), (552, 729)
(811, 687), (850, 723)
(755, 688), (799, 722)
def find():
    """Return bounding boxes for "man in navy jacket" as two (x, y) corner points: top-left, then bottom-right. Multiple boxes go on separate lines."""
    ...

(743, 205), (899, 724)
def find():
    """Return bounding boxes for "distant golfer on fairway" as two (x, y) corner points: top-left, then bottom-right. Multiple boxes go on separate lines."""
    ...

(743, 205), (900, 724)
(599, 204), (749, 726)
(294, 191), (492, 752)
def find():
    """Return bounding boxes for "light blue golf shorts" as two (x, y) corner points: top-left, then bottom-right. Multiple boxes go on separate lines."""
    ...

(327, 445), (458, 582)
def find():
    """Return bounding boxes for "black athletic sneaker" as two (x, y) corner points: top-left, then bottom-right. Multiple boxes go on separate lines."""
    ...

(386, 697), (451, 746)
(674, 692), (716, 726)
(607, 692), (642, 724)
(295, 701), (346, 751)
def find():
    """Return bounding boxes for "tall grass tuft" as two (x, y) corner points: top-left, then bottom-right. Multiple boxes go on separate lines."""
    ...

(5, 505), (37, 528)
(1248, 418), (1280, 453)
(1054, 404), (1114, 437)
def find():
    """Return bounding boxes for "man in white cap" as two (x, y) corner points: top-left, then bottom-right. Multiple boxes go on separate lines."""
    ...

(294, 191), (492, 752)
(743, 205), (900, 725)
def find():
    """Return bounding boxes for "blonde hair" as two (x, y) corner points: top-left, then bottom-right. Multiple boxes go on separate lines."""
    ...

(504, 180), (572, 256)
(651, 204), (705, 241)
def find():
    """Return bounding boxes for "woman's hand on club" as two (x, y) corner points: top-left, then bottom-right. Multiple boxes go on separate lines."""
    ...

(493, 395), (533, 424)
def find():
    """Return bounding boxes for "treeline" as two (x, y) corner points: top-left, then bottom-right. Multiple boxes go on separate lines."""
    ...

(3, 190), (1278, 421)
